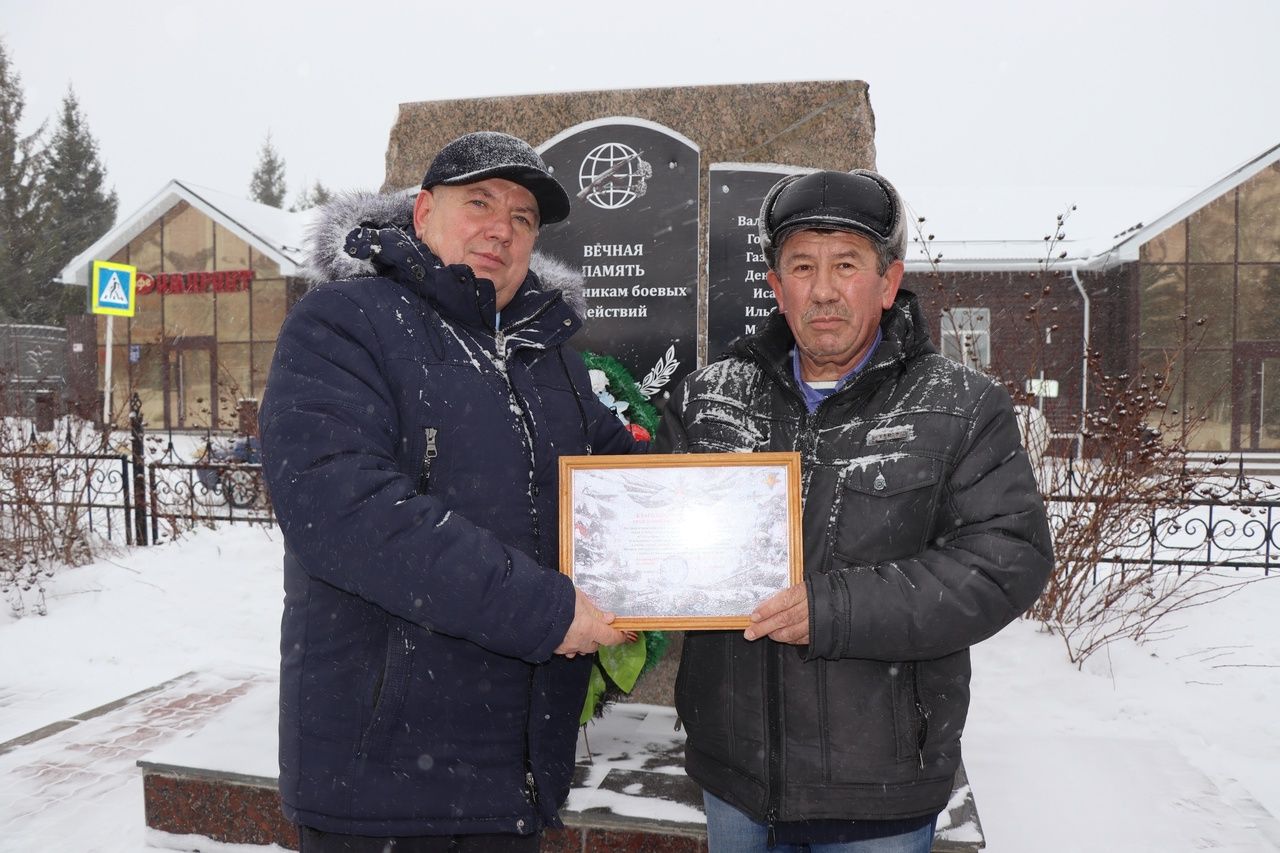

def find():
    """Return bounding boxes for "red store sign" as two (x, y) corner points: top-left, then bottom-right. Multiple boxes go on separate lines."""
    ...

(136, 269), (255, 296)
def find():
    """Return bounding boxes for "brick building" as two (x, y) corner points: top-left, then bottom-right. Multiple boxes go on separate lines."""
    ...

(901, 141), (1280, 461)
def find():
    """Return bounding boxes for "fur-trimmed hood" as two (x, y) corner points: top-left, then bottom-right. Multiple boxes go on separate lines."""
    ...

(300, 189), (585, 316)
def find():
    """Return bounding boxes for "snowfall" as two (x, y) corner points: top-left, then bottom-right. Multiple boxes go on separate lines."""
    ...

(2, 517), (1278, 851)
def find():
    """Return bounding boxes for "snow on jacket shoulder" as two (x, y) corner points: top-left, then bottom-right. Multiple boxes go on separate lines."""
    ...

(260, 190), (636, 837)
(656, 291), (1053, 823)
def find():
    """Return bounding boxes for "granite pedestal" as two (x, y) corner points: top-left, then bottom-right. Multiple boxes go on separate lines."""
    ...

(136, 674), (984, 851)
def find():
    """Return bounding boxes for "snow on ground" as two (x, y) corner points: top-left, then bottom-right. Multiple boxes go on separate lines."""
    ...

(2, 523), (1278, 851)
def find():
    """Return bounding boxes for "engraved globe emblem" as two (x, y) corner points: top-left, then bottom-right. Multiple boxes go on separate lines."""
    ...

(578, 142), (649, 210)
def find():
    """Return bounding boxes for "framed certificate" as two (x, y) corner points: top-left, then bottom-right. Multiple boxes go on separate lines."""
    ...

(558, 452), (803, 630)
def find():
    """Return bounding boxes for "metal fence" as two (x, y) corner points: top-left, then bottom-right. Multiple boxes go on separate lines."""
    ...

(0, 447), (136, 545)
(0, 324), (66, 420)
(148, 458), (272, 544)
(1043, 460), (1278, 579)
(1, 395), (271, 553)
(6, 404), (1278, 577)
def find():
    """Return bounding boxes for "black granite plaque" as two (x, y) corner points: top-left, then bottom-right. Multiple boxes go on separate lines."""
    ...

(537, 120), (699, 400)
(706, 164), (812, 361)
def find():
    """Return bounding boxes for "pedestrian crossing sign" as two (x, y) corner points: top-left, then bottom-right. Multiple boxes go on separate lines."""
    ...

(91, 260), (137, 317)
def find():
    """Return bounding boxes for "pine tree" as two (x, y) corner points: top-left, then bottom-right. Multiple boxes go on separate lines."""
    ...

(39, 87), (118, 322)
(290, 179), (332, 212)
(0, 39), (48, 324)
(249, 132), (287, 208)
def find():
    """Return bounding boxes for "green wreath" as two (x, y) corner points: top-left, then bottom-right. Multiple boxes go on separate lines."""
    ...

(578, 351), (667, 724)
(581, 351), (659, 437)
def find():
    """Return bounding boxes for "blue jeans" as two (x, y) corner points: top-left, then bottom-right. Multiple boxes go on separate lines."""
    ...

(703, 792), (936, 853)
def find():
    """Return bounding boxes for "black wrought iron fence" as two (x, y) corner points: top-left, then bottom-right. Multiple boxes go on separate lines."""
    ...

(6, 400), (1276, 576)
(148, 459), (272, 544)
(2, 394), (273, 557)
(1043, 461), (1278, 579)
(0, 448), (135, 545)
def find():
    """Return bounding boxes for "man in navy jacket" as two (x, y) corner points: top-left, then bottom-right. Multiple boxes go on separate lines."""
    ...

(260, 132), (639, 852)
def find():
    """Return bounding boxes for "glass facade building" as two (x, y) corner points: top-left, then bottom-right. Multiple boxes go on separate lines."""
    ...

(90, 194), (302, 430)
(1138, 160), (1280, 451)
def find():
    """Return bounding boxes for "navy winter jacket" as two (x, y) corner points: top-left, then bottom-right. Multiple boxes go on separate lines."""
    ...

(259, 193), (638, 837)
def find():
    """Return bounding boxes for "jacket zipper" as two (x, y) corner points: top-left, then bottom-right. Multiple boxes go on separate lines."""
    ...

(475, 284), (560, 826)
(489, 325), (542, 564)
(765, 642), (783, 839)
(418, 427), (438, 494)
(911, 663), (930, 771)
(505, 306), (544, 821)
(763, 396), (815, 834)
(522, 669), (540, 813)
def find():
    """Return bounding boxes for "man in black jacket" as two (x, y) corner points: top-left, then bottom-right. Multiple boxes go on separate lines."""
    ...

(261, 132), (638, 852)
(655, 169), (1053, 852)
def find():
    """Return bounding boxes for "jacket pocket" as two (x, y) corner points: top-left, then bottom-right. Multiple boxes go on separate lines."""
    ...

(357, 621), (415, 760)
(814, 656), (917, 784)
(891, 661), (927, 765)
(831, 455), (943, 565)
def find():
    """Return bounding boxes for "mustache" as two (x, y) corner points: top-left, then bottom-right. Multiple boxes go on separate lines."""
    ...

(801, 304), (850, 322)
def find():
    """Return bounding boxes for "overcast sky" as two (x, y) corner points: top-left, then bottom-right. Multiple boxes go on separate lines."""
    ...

(3, 0), (1279, 239)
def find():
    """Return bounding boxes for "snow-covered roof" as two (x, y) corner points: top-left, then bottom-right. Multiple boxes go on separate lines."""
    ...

(57, 179), (314, 286)
(1104, 140), (1280, 260)
(897, 140), (1280, 272)
(896, 184), (1196, 272)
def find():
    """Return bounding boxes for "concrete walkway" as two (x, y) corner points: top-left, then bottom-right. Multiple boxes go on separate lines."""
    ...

(0, 668), (986, 851)
(0, 669), (274, 852)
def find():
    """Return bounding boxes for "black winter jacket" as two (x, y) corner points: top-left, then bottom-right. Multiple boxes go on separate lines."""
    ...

(260, 192), (637, 837)
(655, 291), (1052, 823)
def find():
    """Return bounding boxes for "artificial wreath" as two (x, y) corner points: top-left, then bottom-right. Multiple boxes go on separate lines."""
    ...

(582, 351), (659, 441)
(578, 351), (668, 725)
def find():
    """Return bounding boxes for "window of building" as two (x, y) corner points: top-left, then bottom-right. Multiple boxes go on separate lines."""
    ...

(215, 342), (253, 418)
(1137, 159), (1280, 452)
(1238, 265), (1280, 341)
(163, 202), (213, 272)
(1143, 222), (1186, 264)
(940, 308), (991, 371)
(1187, 265), (1233, 347)
(215, 223), (251, 270)
(1184, 349), (1233, 452)
(1187, 194), (1235, 263)
(1238, 162), (1280, 263)
(250, 279), (286, 340)
(1139, 264), (1185, 346)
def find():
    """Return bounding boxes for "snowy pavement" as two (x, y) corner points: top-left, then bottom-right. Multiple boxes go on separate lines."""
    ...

(0, 670), (274, 853)
(2, 525), (1280, 851)
(11, 671), (982, 852)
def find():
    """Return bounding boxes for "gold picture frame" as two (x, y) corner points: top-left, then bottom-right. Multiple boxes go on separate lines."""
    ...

(558, 452), (803, 630)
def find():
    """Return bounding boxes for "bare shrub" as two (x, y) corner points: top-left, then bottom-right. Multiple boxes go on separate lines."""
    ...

(1027, 356), (1272, 664)
(0, 410), (121, 617)
(909, 210), (1274, 665)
